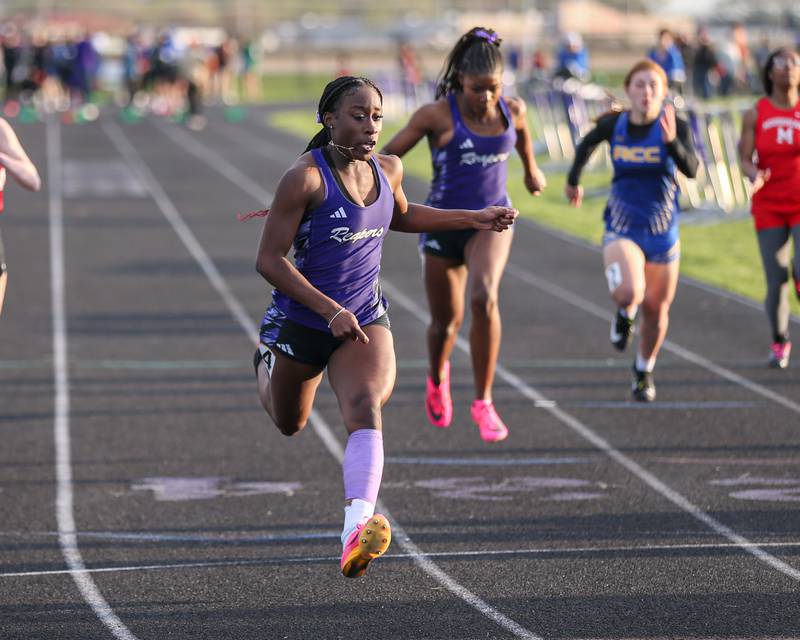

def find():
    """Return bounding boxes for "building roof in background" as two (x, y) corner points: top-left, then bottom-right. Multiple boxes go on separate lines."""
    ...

(558, 0), (695, 43)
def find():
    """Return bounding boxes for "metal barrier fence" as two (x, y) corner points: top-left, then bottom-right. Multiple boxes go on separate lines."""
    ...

(526, 83), (754, 214)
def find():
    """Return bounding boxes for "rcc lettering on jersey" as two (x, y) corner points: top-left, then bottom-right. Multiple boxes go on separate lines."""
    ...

(612, 145), (661, 163)
(329, 226), (385, 244)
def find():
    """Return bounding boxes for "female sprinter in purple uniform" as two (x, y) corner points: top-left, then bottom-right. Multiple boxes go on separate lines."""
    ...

(253, 76), (516, 578)
(381, 27), (546, 442)
(565, 60), (698, 401)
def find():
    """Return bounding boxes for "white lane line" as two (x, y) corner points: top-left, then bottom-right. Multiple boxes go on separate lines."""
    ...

(6, 538), (800, 580)
(381, 281), (800, 582)
(106, 120), (542, 640)
(214, 116), (301, 160)
(0, 526), (761, 542)
(561, 401), (760, 409)
(2, 556), (338, 579)
(151, 118), (275, 206)
(103, 122), (256, 340)
(47, 118), (139, 640)
(0, 358), (250, 371)
(11, 530), (341, 543)
(504, 262), (800, 416)
(386, 456), (590, 466)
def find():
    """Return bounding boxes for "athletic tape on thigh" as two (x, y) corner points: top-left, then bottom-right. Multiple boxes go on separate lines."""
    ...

(605, 262), (622, 293)
(258, 343), (275, 376)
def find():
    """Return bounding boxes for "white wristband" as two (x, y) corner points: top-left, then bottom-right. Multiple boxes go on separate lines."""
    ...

(327, 307), (345, 328)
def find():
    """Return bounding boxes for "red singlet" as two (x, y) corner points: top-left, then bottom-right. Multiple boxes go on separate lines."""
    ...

(752, 97), (800, 230)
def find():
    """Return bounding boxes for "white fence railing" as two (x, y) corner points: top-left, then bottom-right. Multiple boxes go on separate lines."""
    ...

(526, 83), (753, 213)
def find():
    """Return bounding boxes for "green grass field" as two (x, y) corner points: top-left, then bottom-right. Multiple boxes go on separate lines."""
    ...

(267, 109), (800, 317)
(256, 74), (333, 104)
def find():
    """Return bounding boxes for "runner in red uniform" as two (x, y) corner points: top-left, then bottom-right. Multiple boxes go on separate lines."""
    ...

(0, 117), (42, 319)
(739, 47), (800, 368)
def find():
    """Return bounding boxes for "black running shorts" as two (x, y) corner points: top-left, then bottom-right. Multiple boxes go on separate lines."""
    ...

(260, 312), (391, 367)
(419, 229), (477, 264)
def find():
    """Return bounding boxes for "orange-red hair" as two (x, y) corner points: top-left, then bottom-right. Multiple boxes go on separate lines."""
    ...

(624, 59), (668, 89)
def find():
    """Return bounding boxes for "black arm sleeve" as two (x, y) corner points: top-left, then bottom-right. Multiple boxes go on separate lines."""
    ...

(567, 112), (619, 186)
(665, 118), (699, 179)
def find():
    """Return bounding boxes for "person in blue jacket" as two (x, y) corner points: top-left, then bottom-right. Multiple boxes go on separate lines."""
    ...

(648, 29), (686, 93)
(555, 32), (590, 82)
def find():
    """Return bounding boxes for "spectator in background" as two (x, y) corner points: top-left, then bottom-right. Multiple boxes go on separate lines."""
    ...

(730, 23), (754, 92)
(716, 41), (735, 97)
(147, 31), (180, 115)
(240, 38), (260, 102)
(179, 38), (208, 131)
(555, 32), (590, 82)
(30, 30), (51, 95)
(52, 34), (77, 104)
(123, 33), (146, 106)
(673, 31), (694, 92)
(527, 48), (550, 88)
(754, 34), (771, 75)
(648, 29), (686, 93)
(397, 42), (422, 110)
(74, 31), (98, 105)
(692, 27), (717, 99)
(35, 29), (64, 112)
(533, 48), (548, 74)
(216, 35), (239, 105)
(1, 25), (23, 105)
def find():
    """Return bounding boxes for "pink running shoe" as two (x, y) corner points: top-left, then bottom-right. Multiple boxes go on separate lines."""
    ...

(340, 514), (391, 579)
(769, 341), (792, 369)
(470, 400), (508, 443)
(425, 361), (453, 428)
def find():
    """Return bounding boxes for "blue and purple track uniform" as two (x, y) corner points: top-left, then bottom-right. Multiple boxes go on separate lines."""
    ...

(603, 111), (681, 263)
(260, 147), (394, 364)
(421, 93), (516, 262)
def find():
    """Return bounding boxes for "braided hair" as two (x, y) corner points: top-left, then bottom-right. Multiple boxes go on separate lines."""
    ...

(304, 76), (383, 153)
(435, 27), (503, 99)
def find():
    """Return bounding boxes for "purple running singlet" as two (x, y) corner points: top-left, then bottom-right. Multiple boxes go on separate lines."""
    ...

(420, 94), (517, 261)
(426, 93), (516, 211)
(261, 148), (393, 337)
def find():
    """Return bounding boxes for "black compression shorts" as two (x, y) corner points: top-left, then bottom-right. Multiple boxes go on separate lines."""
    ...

(259, 312), (391, 368)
